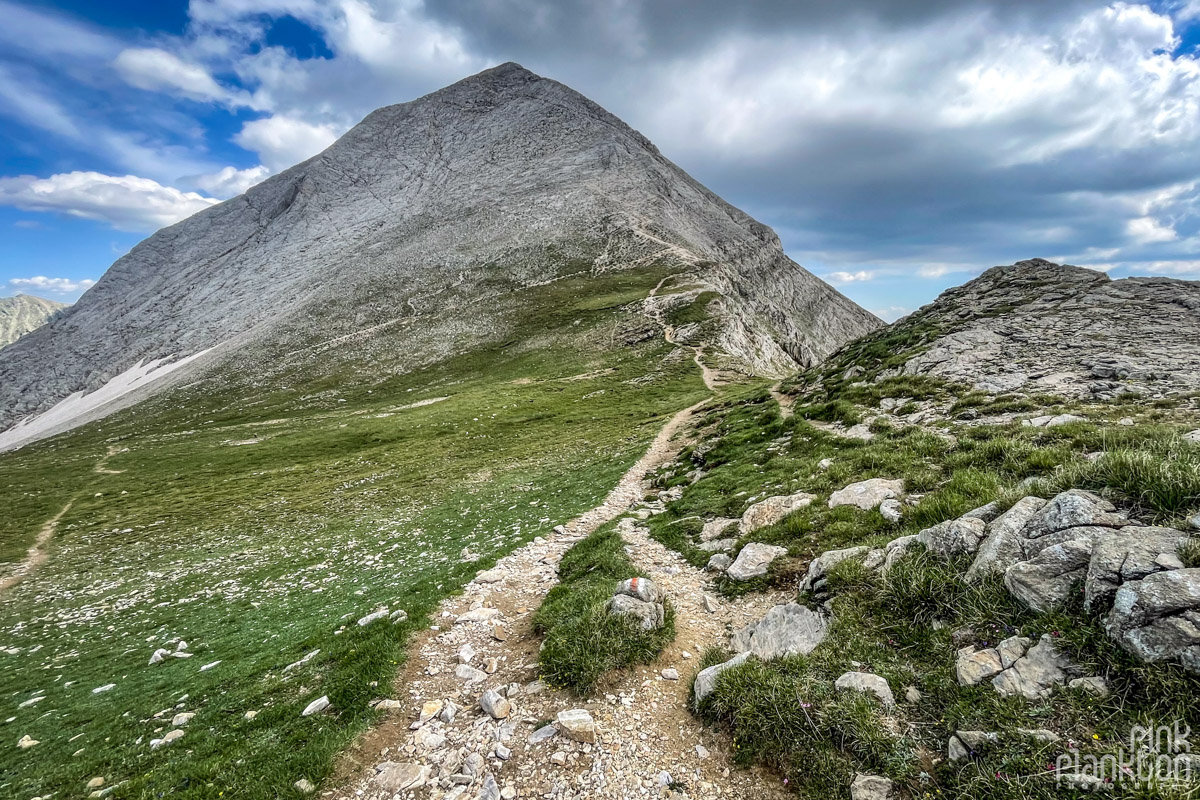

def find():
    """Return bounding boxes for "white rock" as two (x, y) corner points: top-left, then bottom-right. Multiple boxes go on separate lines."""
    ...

(834, 671), (895, 707)
(828, 478), (904, 511)
(661, 668), (680, 680)
(555, 709), (596, 743)
(726, 542), (788, 581)
(357, 609), (389, 627)
(171, 712), (195, 727)
(480, 690), (511, 720)
(301, 695), (330, 716)
(294, 778), (316, 794)
(92, 684), (115, 694)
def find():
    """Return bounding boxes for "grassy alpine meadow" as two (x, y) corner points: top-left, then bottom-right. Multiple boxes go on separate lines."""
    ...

(0, 268), (708, 799)
(645, 375), (1200, 798)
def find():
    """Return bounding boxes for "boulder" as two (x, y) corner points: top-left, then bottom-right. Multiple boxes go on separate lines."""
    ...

(739, 492), (815, 535)
(1004, 538), (1095, 612)
(616, 576), (662, 604)
(917, 516), (987, 557)
(1106, 568), (1200, 673)
(850, 773), (895, 800)
(834, 671), (895, 707)
(799, 546), (869, 593)
(606, 594), (665, 631)
(828, 479), (904, 511)
(726, 543), (788, 581)
(730, 603), (829, 660)
(1020, 490), (1130, 546)
(693, 652), (752, 706)
(967, 496), (1047, 580)
(1084, 526), (1186, 612)
(992, 635), (1074, 700)
(555, 709), (596, 743)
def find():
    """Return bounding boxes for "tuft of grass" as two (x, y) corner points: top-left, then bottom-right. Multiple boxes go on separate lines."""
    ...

(1047, 438), (1200, 521)
(534, 522), (675, 693)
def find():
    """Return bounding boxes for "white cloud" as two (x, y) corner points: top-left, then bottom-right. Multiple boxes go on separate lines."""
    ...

(184, 165), (272, 198)
(234, 115), (343, 171)
(114, 47), (242, 105)
(7, 276), (96, 296)
(826, 270), (874, 284)
(1126, 215), (1178, 243)
(871, 305), (912, 322)
(0, 172), (219, 232)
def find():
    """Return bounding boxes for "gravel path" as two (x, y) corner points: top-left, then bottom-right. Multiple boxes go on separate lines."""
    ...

(327, 399), (790, 800)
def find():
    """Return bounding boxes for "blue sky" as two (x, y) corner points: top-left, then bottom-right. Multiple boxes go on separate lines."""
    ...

(2, 1), (1200, 319)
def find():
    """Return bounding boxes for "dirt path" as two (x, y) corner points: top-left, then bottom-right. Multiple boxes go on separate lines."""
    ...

(328, 396), (791, 800)
(769, 382), (795, 419)
(0, 446), (123, 595)
(0, 500), (74, 594)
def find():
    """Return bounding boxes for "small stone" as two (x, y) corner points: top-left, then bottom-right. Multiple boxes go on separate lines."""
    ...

(879, 499), (903, 524)
(1069, 676), (1110, 696)
(484, 657), (499, 674)
(904, 686), (921, 703)
(439, 700), (459, 723)
(956, 647), (1004, 686)
(150, 729), (184, 749)
(373, 762), (428, 793)
(556, 709), (596, 743)
(92, 684), (116, 694)
(828, 478), (904, 511)
(529, 724), (558, 744)
(706, 553), (732, 572)
(200, 660), (221, 671)
(693, 652), (751, 706)
(301, 695), (330, 716)
(455, 664), (487, 684)
(834, 671), (895, 707)
(494, 743), (512, 760)
(17, 735), (39, 749)
(149, 648), (170, 665)
(550, 751), (567, 766)
(491, 623), (508, 641)
(851, 773), (895, 800)
(171, 712), (195, 727)
(244, 710), (258, 720)
(86, 777), (105, 789)
(695, 744), (710, 759)
(357, 609), (389, 627)
(388, 609), (408, 624)
(480, 689), (511, 720)
(616, 576), (662, 603)
(702, 594), (719, 612)
(455, 608), (501, 624)
(661, 668), (680, 680)
(294, 778), (316, 794)
(818, 458), (833, 470)
(457, 643), (477, 665)
(475, 568), (506, 584)
(419, 700), (443, 722)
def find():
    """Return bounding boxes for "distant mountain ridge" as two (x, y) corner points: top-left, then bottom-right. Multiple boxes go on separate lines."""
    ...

(0, 62), (879, 449)
(0, 294), (66, 351)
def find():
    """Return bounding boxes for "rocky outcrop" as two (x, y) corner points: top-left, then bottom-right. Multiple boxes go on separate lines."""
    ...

(0, 63), (879, 450)
(956, 634), (1085, 700)
(889, 259), (1200, 398)
(1106, 569), (1200, 673)
(0, 295), (65, 350)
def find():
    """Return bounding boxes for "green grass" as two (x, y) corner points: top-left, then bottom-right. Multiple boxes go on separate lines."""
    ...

(533, 522), (675, 693)
(650, 376), (1200, 798)
(0, 266), (707, 799)
(666, 291), (719, 326)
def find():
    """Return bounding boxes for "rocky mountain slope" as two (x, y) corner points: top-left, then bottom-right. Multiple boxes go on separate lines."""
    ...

(0, 294), (66, 350)
(848, 258), (1200, 399)
(0, 62), (878, 449)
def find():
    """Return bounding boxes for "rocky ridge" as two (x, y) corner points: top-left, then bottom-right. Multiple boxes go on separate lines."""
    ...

(0, 294), (66, 350)
(852, 259), (1200, 398)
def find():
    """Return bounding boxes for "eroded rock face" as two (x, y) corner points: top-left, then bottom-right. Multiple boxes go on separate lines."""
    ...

(917, 517), (987, 557)
(730, 603), (828, 660)
(1106, 569), (1200, 673)
(894, 259), (1200, 399)
(967, 496), (1047, 580)
(957, 634), (1081, 700)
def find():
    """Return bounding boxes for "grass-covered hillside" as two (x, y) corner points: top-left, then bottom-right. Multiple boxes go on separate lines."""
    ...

(0, 267), (710, 799)
(645, 369), (1200, 798)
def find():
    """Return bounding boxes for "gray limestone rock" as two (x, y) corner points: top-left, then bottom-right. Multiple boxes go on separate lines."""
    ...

(833, 671), (895, 707)
(726, 543), (788, 581)
(738, 492), (815, 535)
(917, 516), (987, 557)
(730, 603), (829, 660)
(800, 546), (870, 593)
(828, 479), (904, 511)
(693, 652), (752, 706)
(606, 594), (665, 631)
(1106, 568), (1200, 673)
(967, 496), (1047, 581)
